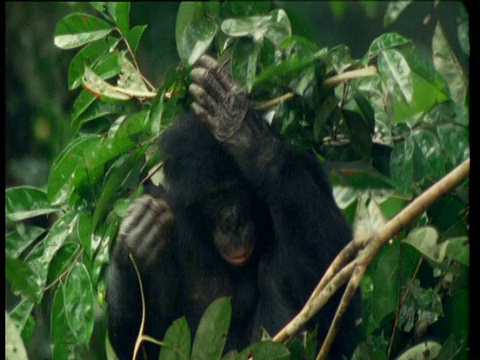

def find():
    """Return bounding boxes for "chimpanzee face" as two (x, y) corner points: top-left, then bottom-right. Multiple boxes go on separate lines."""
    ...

(205, 186), (255, 266)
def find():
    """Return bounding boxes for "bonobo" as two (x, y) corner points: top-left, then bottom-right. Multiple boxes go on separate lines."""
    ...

(107, 55), (357, 359)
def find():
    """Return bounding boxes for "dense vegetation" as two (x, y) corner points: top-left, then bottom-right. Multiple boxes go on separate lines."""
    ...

(6, 2), (469, 359)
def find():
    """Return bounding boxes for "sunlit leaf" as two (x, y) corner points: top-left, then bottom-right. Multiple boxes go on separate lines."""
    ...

(6, 186), (58, 222)
(364, 32), (411, 63)
(6, 311), (28, 360)
(378, 49), (413, 103)
(47, 135), (101, 205)
(390, 137), (415, 195)
(68, 37), (120, 90)
(51, 285), (78, 359)
(433, 23), (468, 105)
(175, 2), (215, 65)
(54, 13), (112, 49)
(117, 56), (153, 95)
(396, 341), (441, 360)
(25, 212), (79, 298)
(222, 9), (291, 45)
(82, 66), (130, 100)
(6, 225), (46, 259)
(403, 226), (447, 263)
(92, 149), (145, 229)
(47, 243), (81, 286)
(412, 129), (445, 180)
(437, 124), (469, 170)
(444, 237), (469, 267)
(64, 264), (95, 345)
(10, 298), (36, 342)
(384, 1), (413, 27)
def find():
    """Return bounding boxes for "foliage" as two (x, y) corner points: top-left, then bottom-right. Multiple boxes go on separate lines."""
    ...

(5, 2), (469, 359)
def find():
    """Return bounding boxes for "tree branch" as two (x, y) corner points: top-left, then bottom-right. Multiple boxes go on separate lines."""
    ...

(272, 158), (470, 358)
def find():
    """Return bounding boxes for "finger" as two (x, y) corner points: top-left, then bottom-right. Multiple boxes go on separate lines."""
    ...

(190, 67), (227, 104)
(197, 55), (239, 93)
(191, 102), (212, 124)
(119, 195), (152, 235)
(188, 83), (218, 114)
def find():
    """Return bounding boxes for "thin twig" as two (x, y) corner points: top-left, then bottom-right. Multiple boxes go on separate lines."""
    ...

(130, 253), (147, 360)
(43, 249), (83, 292)
(387, 257), (424, 359)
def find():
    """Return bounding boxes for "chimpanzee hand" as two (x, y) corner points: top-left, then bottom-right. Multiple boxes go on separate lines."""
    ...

(189, 55), (248, 142)
(114, 195), (174, 273)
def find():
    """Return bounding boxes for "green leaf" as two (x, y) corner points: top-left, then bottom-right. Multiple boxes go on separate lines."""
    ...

(72, 101), (125, 134)
(63, 264), (95, 345)
(326, 44), (353, 74)
(221, 9), (291, 46)
(117, 55), (155, 96)
(107, 2), (130, 35)
(378, 49), (413, 103)
(126, 25), (147, 55)
(24, 212), (79, 301)
(191, 297), (231, 360)
(51, 285), (78, 359)
(371, 239), (400, 326)
(10, 298), (36, 342)
(444, 237), (469, 267)
(6, 257), (41, 302)
(6, 311), (28, 360)
(176, 2), (209, 65)
(159, 317), (192, 360)
(342, 94), (375, 163)
(231, 38), (261, 92)
(396, 341), (441, 360)
(254, 49), (326, 88)
(72, 90), (97, 122)
(47, 243), (81, 286)
(392, 71), (449, 124)
(177, 15), (217, 66)
(82, 66), (130, 100)
(149, 88), (166, 135)
(47, 134), (101, 205)
(403, 226), (447, 263)
(68, 37), (120, 90)
(237, 341), (290, 360)
(437, 124), (469, 170)
(92, 149), (145, 229)
(383, 1), (413, 27)
(364, 32), (411, 62)
(90, 218), (118, 285)
(6, 225), (46, 259)
(77, 212), (94, 259)
(353, 199), (387, 238)
(457, 5), (469, 56)
(54, 13), (112, 49)
(390, 136), (415, 195)
(6, 186), (58, 222)
(432, 22), (468, 105)
(412, 129), (445, 180)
